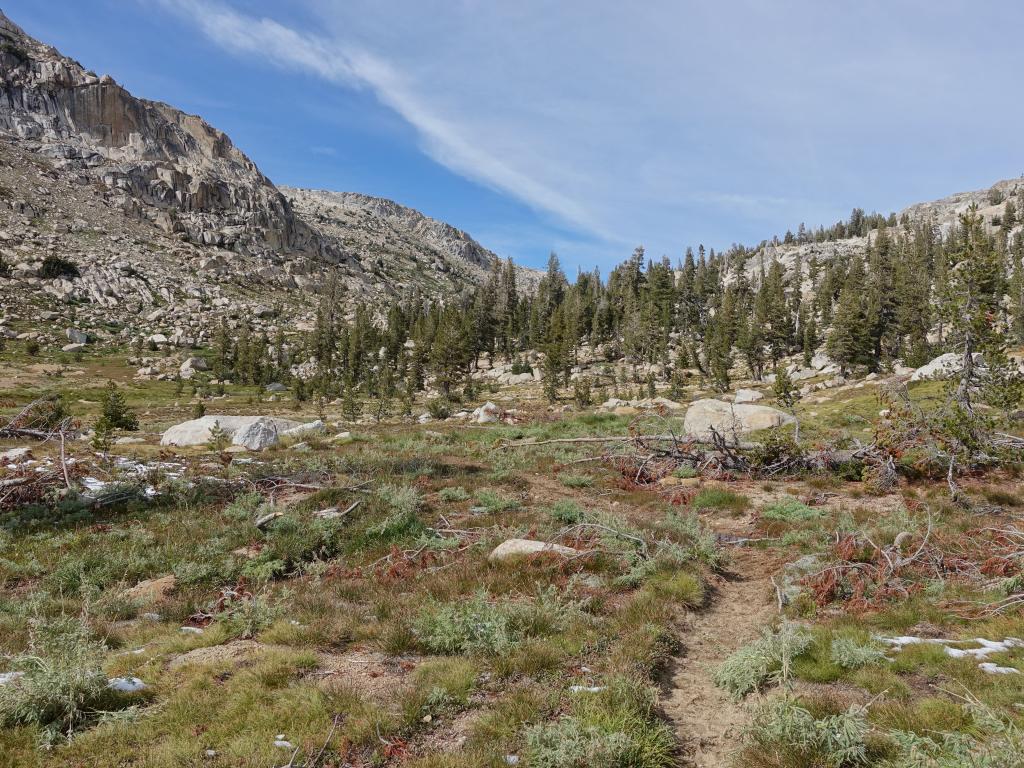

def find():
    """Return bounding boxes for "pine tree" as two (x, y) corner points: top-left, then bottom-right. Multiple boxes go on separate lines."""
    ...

(96, 381), (139, 432)
(827, 257), (873, 375)
(940, 207), (1015, 413)
(429, 306), (471, 398)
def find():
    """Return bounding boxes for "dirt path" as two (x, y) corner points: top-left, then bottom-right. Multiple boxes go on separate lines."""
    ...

(664, 529), (780, 767)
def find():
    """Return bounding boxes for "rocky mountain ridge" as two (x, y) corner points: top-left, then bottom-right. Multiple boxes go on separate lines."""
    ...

(0, 8), (527, 350)
(741, 176), (1024, 288)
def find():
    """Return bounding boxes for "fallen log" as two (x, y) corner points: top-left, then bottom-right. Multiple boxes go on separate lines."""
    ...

(499, 434), (758, 450)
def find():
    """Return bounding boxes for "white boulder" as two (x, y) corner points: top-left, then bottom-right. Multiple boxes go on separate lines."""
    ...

(733, 388), (764, 404)
(488, 539), (581, 562)
(683, 399), (795, 440)
(600, 398), (631, 410)
(179, 357), (208, 379)
(160, 415), (305, 448)
(281, 420), (325, 438)
(473, 402), (502, 424)
(233, 419), (281, 451)
(910, 352), (984, 382)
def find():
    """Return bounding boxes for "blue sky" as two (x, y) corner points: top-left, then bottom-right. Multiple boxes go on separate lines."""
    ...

(5, 1), (1024, 273)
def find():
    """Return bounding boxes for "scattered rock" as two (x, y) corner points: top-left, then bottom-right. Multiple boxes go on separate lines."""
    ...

(179, 356), (208, 379)
(122, 575), (176, 604)
(255, 510), (285, 530)
(66, 328), (88, 344)
(169, 639), (261, 670)
(733, 388), (764, 404)
(473, 401), (502, 424)
(488, 538), (581, 562)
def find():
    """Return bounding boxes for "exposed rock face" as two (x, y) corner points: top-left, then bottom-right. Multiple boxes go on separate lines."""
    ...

(0, 11), (318, 257)
(683, 398), (795, 439)
(159, 415), (305, 448)
(283, 188), (539, 295)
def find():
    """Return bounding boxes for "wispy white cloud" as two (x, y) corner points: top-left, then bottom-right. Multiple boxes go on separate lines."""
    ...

(153, 0), (1024, 266)
(155, 0), (604, 239)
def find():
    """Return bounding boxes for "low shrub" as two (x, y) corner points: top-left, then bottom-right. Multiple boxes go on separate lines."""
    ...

(524, 678), (675, 768)
(363, 484), (425, 544)
(691, 487), (749, 513)
(558, 473), (594, 488)
(37, 255), (80, 279)
(713, 623), (813, 699)
(215, 591), (282, 639)
(748, 429), (805, 472)
(547, 499), (586, 524)
(747, 697), (869, 767)
(829, 637), (886, 669)
(474, 489), (520, 514)
(438, 486), (470, 502)
(413, 588), (575, 656)
(426, 398), (452, 419)
(761, 498), (822, 522)
(0, 618), (126, 741)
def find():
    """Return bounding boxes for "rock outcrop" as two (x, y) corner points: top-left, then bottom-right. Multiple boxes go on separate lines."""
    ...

(0, 11), (319, 257)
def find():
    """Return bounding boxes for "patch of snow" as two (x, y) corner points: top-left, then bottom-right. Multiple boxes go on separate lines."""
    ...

(979, 662), (1020, 675)
(0, 671), (25, 686)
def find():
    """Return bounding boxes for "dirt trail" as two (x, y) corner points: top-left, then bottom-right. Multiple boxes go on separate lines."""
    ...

(664, 525), (780, 767)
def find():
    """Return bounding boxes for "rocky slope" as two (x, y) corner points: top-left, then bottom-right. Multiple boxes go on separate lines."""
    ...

(741, 177), (1024, 288)
(0, 9), (527, 350)
(284, 188), (536, 294)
